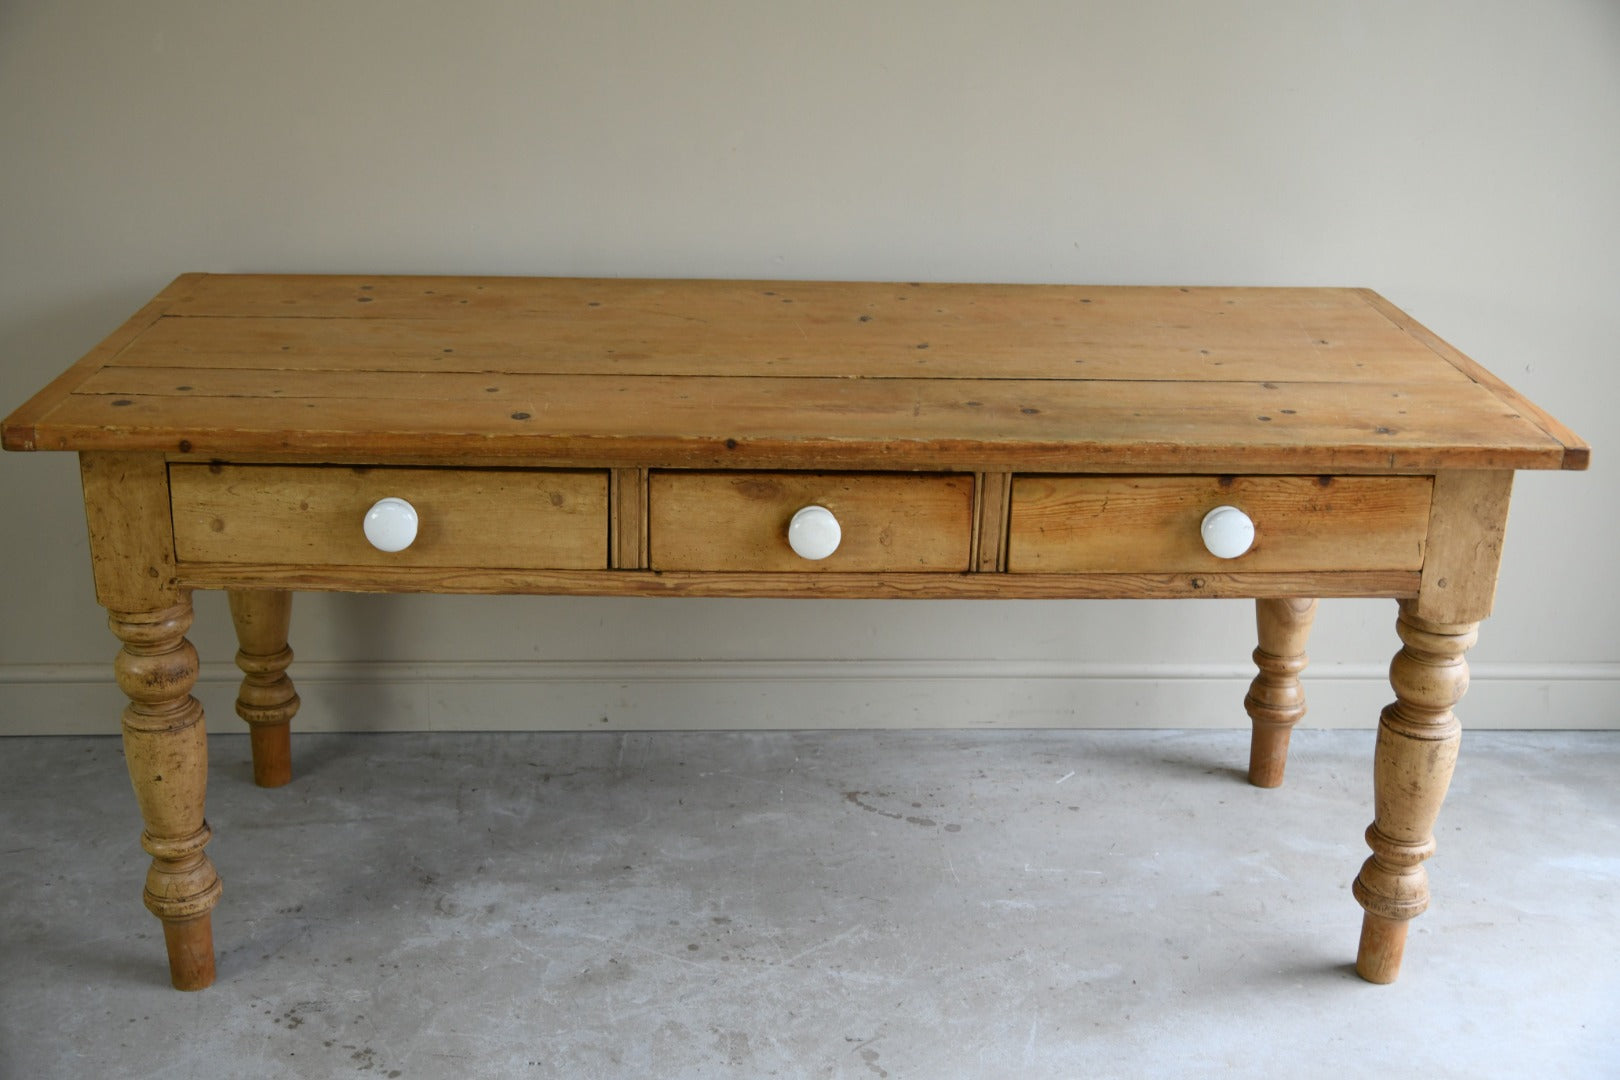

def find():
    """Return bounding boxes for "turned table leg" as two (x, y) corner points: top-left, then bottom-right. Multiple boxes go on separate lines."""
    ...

(111, 598), (223, 990)
(1352, 601), (1476, 983)
(228, 590), (300, 787)
(1244, 597), (1318, 787)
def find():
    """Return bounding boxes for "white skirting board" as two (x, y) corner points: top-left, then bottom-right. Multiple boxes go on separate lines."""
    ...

(1, 659), (1615, 735)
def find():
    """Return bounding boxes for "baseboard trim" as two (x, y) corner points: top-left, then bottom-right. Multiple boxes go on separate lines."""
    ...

(2, 659), (1615, 735)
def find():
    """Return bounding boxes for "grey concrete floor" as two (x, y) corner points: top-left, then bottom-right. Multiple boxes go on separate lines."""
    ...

(1, 729), (1616, 1079)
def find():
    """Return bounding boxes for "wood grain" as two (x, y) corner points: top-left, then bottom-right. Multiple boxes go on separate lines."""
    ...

(1007, 475), (1431, 573)
(1245, 597), (1319, 788)
(171, 464), (608, 570)
(109, 599), (221, 990)
(1356, 290), (1589, 470)
(974, 472), (1013, 572)
(611, 467), (649, 570)
(78, 451), (181, 610)
(153, 275), (1430, 326)
(39, 369), (1566, 473)
(10, 275), (1591, 995)
(173, 563), (1419, 600)
(6, 276), (1581, 473)
(1353, 603), (1476, 983)
(109, 299), (1470, 383)
(1414, 470), (1514, 624)
(227, 589), (299, 788)
(2, 275), (202, 451)
(648, 471), (974, 572)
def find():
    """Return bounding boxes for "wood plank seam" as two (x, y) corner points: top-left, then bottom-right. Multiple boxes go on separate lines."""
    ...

(1354, 289), (1589, 469)
(1, 273), (204, 451)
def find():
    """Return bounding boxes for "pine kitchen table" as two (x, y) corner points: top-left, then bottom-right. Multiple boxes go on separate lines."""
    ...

(2, 275), (1588, 991)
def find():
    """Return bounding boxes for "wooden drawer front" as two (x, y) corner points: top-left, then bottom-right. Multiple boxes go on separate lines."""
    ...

(649, 471), (974, 572)
(1008, 475), (1432, 573)
(171, 464), (608, 568)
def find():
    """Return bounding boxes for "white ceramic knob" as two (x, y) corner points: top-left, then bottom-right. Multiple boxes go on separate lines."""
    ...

(363, 496), (419, 553)
(787, 505), (841, 561)
(1200, 505), (1255, 559)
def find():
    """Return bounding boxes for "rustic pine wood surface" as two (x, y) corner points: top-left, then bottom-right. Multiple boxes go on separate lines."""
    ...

(1, 275), (1588, 472)
(0, 275), (1590, 991)
(648, 470), (975, 572)
(1008, 475), (1432, 573)
(171, 463), (608, 569)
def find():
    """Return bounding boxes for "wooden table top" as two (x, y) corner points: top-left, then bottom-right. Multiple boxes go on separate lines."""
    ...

(3, 274), (1587, 473)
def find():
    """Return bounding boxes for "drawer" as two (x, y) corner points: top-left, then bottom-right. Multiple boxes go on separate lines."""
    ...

(1008, 475), (1431, 573)
(649, 471), (974, 572)
(171, 464), (608, 569)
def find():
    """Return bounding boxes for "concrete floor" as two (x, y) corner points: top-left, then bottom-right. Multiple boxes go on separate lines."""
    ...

(1, 729), (1616, 1079)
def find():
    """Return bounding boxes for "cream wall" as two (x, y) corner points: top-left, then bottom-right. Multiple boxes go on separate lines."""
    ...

(2, 1), (1616, 735)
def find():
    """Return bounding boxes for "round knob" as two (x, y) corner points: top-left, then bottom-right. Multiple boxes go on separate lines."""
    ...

(1200, 505), (1255, 559)
(363, 497), (419, 552)
(787, 505), (841, 561)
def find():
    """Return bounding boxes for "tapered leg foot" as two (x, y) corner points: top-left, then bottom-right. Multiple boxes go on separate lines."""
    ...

(1351, 601), (1476, 984)
(111, 599), (222, 990)
(228, 590), (300, 787)
(248, 723), (293, 788)
(1355, 911), (1409, 984)
(162, 913), (217, 991)
(1245, 597), (1317, 787)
